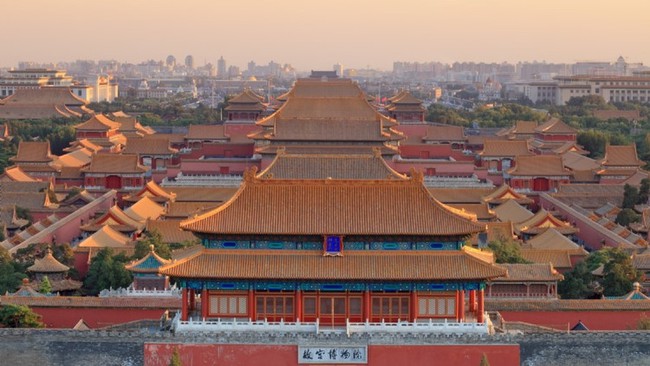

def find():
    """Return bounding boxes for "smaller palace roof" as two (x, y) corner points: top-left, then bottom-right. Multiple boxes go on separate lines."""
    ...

(524, 228), (584, 251)
(520, 249), (582, 270)
(1, 166), (38, 182)
(224, 89), (265, 111)
(123, 196), (165, 222)
(496, 121), (538, 138)
(81, 154), (148, 174)
(185, 125), (229, 141)
(493, 200), (534, 224)
(480, 140), (533, 158)
(75, 114), (121, 131)
(600, 144), (644, 167)
(492, 263), (564, 282)
(508, 155), (570, 177)
(181, 168), (484, 237)
(123, 180), (176, 203)
(593, 109), (641, 121)
(257, 149), (406, 180)
(534, 118), (577, 135)
(481, 185), (534, 206)
(10, 141), (54, 164)
(77, 226), (133, 250)
(125, 245), (171, 274)
(146, 219), (197, 244)
(27, 248), (69, 273)
(159, 246), (507, 281)
(516, 209), (578, 236)
(0, 88), (88, 119)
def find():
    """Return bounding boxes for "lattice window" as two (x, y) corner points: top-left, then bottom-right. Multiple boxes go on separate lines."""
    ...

(208, 292), (247, 317)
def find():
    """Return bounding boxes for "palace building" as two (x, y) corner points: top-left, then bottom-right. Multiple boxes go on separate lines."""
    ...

(160, 168), (505, 332)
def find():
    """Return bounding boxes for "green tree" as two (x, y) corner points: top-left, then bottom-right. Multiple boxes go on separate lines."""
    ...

(0, 247), (27, 294)
(601, 248), (642, 297)
(558, 261), (594, 299)
(83, 248), (133, 295)
(487, 239), (530, 264)
(615, 208), (641, 226)
(0, 304), (44, 328)
(169, 348), (182, 366)
(577, 130), (608, 158)
(39, 276), (52, 294)
(622, 184), (639, 209)
(134, 229), (172, 260)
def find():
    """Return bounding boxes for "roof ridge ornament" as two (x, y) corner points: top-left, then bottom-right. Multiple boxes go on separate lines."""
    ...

(243, 166), (259, 183)
(409, 168), (424, 184)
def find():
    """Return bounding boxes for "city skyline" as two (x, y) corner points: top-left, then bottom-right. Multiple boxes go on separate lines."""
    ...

(4, 0), (650, 71)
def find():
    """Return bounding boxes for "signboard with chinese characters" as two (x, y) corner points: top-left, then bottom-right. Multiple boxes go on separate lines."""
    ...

(298, 346), (367, 364)
(324, 235), (343, 256)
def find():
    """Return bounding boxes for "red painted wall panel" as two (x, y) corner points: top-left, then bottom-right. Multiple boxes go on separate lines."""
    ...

(500, 310), (650, 331)
(144, 343), (519, 366)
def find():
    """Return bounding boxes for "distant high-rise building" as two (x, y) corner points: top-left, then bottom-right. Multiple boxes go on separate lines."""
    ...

(333, 63), (343, 77)
(217, 56), (227, 79)
(228, 65), (240, 79)
(185, 55), (194, 69)
(248, 61), (256, 74)
(166, 55), (176, 68)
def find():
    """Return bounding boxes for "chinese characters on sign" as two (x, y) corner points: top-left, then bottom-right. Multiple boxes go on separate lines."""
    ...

(298, 346), (367, 364)
(324, 235), (343, 255)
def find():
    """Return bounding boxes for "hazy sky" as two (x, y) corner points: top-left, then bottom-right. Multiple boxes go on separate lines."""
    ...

(5, 0), (649, 71)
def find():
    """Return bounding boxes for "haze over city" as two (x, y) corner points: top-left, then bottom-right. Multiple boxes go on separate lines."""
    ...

(5, 0), (650, 70)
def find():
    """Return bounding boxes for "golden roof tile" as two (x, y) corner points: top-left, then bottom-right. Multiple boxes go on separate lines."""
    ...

(185, 125), (229, 140)
(524, 228), (584, 251)
(159, 247), (507, 280)
(422, 125), (465, 142)
(11, 141), (53, 163)
(181, 168), (485, 236)
(534, 118), (577, 134)
(1, 166), (38, 182)
(481, 185), (534, 205)
(493, 200), (534, 224)
(480, 140), (533, 157)
(124, 196), (165, 222)
(81, 154), (148, 174)
(508, 155), (570, 176)
(75, 114), (121, 131)
(145, 219), (197, 244)
(257, 151), (407, 180)
(516, 209), (578, 235)
(519, 249), (574, 269)
(123, 136), (178, 155)
(77, 225), (132, 249)
(493, 263), (564, 282)
(600, 144), (644, 167)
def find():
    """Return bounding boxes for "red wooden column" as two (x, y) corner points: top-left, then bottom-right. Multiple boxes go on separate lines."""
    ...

(295, 290), (302, 322)
(189, 289), (195, 311)
(181, 288), (188, 321)
(476, 289), (485, 323)
(457, 290), (465, 322)
(469, 290), (476, 312)
(201, 288), (209, 319)
(363, 290), (371, 322)
(248, 289), (255, 321)
(410, 291), (418, 322)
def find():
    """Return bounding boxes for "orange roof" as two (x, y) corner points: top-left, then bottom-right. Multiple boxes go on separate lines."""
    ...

(164, 202), (219, 219)
(480, 140), (533, 157)
(493, 263), (563, 282)
(124, 196), (165, 222)
(81, 154), (148, 174)
(422, 125), (465, 142)
(481, 185), (533, 206)
(27, 248), (69, 273)
(534, 118), (577, 134)
(0, 88), (86, 119)
(1, 166), (38, 182)
(159, 246), (507, 281)
(77, 225), (132, 249)
(448, 203), (495, 221)
(65, 139), (103, 153)
(388, 91), (422, 105)
(257, 150), (406, 180)
(508, 155), (570, 176)
(123, 180), (176, 203)
(428, 188), (496, 204)
(224, 89), (265, 112)
(87, 205), (143, 231)
(520, 249), (575, 269)
(562, 151), (600, 171)
(75, 114), (121, 131)
(123, 136), (178, 155)
(493, 200), (534, 224)
(11, 141), (53, 163)
(524, 228), (585, 251)
(516, 209), (578, 235)
(256, 79), (400, 143)
(57, 148), (93, 168)
(181, 168), (485, 237)
(600, 144), (644, 167)
(145, 219), (197, 244)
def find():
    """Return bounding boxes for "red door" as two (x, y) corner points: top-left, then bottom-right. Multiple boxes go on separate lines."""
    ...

(533, 177), (550, 191)
(105, 175), (122, 189)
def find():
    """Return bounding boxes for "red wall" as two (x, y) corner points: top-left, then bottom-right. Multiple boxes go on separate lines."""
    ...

(32, 307), (168, 328)
(144, 343), (519, 366)
(500, 310), (650, 331)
